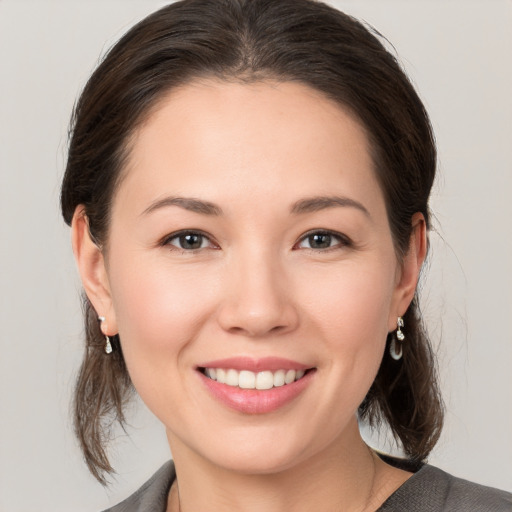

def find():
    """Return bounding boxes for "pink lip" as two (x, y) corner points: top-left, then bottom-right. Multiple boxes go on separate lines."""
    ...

(197, 366), (316, 415)
(197, 356), (311, 372)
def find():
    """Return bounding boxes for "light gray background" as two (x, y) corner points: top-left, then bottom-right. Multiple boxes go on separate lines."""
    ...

(1, 1), (511, 510)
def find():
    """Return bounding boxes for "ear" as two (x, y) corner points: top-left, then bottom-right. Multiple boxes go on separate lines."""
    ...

(71, 206), (118, 335)
(388, 212), (427, 331)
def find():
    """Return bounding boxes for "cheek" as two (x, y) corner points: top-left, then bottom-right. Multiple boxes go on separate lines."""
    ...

(299, 257), (396, 397)
(106, 255), (226, 426)
(110, 257), (215, 343)
(106, 253), (220, 396)
(304, 260), (396, 343)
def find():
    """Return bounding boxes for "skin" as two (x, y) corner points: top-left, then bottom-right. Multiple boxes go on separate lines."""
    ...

(72, 80), (427, 511)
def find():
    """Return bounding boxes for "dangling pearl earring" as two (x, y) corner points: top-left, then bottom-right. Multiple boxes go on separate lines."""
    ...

(98, 316), (113, 354)
(104, 335), (113, 355)
(390, 316), (404, 360)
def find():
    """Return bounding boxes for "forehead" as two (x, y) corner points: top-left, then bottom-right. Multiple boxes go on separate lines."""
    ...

(116, 79), (383, 216)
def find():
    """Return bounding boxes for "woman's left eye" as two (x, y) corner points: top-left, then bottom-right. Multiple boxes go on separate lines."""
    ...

(164, 231), (214, 251)
(296, 230), (349, 250)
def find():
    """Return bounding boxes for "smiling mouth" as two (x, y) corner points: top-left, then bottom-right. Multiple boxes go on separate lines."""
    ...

(199, 367), (313, 390)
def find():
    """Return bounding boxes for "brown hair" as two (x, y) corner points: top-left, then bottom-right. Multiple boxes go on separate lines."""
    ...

(61, 0), (443, 484)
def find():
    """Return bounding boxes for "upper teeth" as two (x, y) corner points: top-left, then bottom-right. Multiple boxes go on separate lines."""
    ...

(204, 368), (306, 389)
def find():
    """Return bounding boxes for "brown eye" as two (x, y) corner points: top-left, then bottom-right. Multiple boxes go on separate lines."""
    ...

(296, 230), (349, 250)
(166, 231), (211, 250)
(307, 233), (332, 249)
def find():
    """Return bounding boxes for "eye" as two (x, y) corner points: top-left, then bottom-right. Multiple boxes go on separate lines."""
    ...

(163, 230), (215, 251)
(296, 230), (350, 250)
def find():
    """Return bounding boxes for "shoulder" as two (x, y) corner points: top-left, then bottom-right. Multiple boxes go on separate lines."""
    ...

(379, 463), (512, 512)
(101, 461), (176, 512)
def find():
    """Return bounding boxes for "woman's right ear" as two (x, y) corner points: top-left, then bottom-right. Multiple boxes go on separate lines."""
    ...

(71, 206), (118, 334)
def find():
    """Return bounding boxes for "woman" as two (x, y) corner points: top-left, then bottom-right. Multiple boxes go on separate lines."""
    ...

(60, 0), (511, 510)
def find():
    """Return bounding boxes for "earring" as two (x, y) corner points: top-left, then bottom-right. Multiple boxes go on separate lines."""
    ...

(104, 335), (113, 355)
(98, 316), (113, 355)
(390, 316), (404, 360)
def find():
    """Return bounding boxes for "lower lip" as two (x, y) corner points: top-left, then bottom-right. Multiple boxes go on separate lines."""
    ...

(198, 370), (315, 414)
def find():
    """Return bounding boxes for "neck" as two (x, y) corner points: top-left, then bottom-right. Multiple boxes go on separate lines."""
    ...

(166, 420), (404, 512)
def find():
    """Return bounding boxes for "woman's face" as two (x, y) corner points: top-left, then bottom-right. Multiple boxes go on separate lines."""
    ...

(80, 80), (420, 474)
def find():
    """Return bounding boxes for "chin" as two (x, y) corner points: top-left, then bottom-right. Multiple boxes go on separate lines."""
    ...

(210, 447), (307, 476)
(189, 423), (324, 476)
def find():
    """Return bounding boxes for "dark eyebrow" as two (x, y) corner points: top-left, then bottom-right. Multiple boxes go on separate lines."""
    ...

(290, 196), (370, 217)
(141, 196), (223, 216)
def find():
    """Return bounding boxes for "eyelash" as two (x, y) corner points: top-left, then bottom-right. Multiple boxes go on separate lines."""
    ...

(161, 229), (352, 253)
(295, 229), (352, 251)
(161, 230), (219, 253)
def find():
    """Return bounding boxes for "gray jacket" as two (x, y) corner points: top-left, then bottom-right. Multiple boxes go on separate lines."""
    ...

(103, 459), (512, 511)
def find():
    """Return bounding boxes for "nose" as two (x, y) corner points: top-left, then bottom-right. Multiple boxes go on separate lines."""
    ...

(217, 251), (299, 338)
